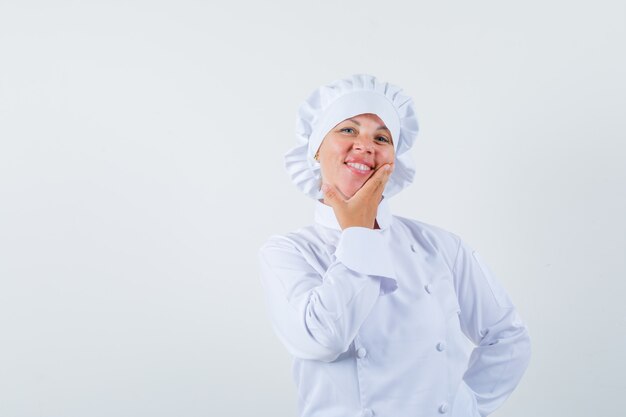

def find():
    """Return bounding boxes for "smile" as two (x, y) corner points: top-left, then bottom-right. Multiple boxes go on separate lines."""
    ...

(345, 162), (373, 174)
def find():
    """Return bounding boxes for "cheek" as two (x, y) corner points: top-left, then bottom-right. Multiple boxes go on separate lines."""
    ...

(380, 149), (395, 164)
(319, 155), (342, 180)
(323, 144), (350, 165)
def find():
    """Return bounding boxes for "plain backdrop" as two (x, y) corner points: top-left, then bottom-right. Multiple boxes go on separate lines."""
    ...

(1, 1), (625, 416)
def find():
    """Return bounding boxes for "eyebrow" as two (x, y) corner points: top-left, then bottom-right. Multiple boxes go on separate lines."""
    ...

(346, 118), (390, 132)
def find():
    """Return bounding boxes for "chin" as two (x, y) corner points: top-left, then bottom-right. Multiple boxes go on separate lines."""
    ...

(338, 183), (363, 199)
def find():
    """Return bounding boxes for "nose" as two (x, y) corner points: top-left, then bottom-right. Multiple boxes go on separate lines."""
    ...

(352, 135), (374, 153)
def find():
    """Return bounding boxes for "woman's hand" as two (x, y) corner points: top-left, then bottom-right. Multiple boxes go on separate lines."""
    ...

(321, 163), (394, 230)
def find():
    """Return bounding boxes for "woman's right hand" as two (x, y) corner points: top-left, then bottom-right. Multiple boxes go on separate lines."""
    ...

(321, 163), (394, 230)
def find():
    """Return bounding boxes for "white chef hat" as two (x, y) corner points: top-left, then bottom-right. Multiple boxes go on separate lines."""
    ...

(284, 74), (419, 200)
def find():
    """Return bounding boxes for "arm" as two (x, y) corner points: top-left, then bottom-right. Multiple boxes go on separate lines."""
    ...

(452, 238), (531, 417)
(258, 227), (397, 363)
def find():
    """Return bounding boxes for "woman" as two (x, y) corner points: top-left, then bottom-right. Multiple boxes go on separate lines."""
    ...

(258, 74), (531, 417)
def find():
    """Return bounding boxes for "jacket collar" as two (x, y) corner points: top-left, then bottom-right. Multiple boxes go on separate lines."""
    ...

(314, 197), (393, 231)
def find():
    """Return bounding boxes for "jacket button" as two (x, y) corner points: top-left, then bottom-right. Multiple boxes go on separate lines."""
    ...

(438, 403), (449, 413)
(436, 341), (446, 352)
(356, 347), (368, 359)
(424, 283), (433, 294)
(362, 408), (373, 417)
(410, 244), (417, 252)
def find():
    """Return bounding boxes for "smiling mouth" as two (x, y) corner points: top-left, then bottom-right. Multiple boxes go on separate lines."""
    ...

(344, 162), (373, 174)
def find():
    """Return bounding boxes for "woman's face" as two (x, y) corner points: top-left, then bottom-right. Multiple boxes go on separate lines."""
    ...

(316, 113), (395, 199)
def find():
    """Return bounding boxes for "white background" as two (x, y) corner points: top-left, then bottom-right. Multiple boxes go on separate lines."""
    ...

(1, 1), (625, 416)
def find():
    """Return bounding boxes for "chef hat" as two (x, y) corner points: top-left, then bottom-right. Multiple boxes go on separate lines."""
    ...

(284, 74), (419, 200)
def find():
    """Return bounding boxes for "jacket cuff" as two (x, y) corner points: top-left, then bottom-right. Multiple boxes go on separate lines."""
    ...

(334, 227), (398, 295)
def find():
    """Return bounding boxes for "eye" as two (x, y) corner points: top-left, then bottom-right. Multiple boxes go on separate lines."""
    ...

(375, 135), (391, 144)
(340, 127), (356, 134)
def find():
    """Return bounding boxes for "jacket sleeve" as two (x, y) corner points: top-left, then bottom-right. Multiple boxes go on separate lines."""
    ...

(258, 227), (397, 362)
(451, 238), (531, 417)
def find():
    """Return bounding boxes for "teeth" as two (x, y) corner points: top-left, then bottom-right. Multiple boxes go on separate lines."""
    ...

(346, 162), (371, 171)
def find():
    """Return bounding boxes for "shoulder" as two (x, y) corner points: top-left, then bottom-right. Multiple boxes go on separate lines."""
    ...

(258, 225), (330, 277)
(258, 224), (323, 256)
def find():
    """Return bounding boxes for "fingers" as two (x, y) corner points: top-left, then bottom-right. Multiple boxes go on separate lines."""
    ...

(321, 183), (348, 207)
(354, 163), (393, 200)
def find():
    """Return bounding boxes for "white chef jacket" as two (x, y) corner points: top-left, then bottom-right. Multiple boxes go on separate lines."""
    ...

(258, 198), (531, 417)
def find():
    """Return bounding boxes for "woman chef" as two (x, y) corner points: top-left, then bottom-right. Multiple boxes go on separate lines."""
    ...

(258, 74), (531, 417)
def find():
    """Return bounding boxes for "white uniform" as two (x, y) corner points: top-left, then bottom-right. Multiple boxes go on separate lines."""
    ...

(258, 198), (531, 417)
